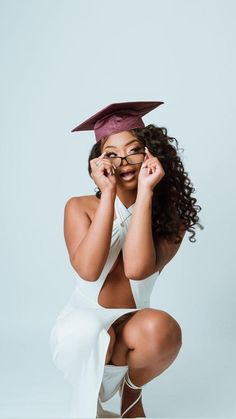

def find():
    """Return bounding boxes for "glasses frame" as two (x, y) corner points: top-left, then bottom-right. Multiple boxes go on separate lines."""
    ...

(104, 152), (146, 168)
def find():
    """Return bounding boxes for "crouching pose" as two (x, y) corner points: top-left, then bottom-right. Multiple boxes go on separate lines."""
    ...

(49, 101), (203, 418)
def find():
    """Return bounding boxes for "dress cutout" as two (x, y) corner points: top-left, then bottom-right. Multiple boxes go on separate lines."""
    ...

(49, 194), (160, 418)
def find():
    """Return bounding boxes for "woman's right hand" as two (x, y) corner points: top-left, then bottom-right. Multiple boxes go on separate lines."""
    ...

(90, 152), (117, 193)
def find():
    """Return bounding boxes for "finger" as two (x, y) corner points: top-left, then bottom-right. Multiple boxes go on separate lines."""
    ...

(145, 146), (153, 158)
(151, 163), (158, 172)
(91, 156), (103, 168)
(141, 163), (152, 173)
(141, 160), (153, 169)
(92, 152), (107, 165)
(101, 160), (116, 173)
(93, 157), (111, 167)
(99, 151), (107, 158)
(102, 160), (117, 174)
(96, 161), (115, 175)
(145, 157), (157, 165)
(96, 154), (115, 166)
(146, 164), (156, 174)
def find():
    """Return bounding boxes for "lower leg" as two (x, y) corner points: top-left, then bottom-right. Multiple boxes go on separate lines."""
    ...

(110, 309), (182, 417)
(127, 344), (181, 386)
(120, 372), (145, 418)
(120, 345), (181, 417)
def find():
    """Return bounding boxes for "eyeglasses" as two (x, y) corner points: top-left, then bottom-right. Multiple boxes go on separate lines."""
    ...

(104, 152), (146, 168)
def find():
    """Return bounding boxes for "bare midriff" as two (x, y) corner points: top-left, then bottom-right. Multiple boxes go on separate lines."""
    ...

(98, 249), (137, 309)
(85, 195), (137, 309)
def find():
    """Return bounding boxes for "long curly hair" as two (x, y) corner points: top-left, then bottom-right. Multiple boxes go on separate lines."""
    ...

(88, 124), (204, 244)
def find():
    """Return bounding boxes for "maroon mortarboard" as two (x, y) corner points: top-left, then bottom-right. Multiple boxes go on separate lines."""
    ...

(71, 101), (164, 142)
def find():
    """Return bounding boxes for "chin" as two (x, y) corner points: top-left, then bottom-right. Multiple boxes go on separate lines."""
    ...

(117, 182), (138, 191)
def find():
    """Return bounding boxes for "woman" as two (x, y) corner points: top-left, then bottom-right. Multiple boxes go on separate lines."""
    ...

(49, 101), (203, 419)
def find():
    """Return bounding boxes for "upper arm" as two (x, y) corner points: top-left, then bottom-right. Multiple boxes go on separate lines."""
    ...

(155, 222), (187, 274)
(64, 197), (91, 264)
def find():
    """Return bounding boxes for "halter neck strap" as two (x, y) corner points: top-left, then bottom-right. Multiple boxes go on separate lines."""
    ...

(114, 195), (135, 227)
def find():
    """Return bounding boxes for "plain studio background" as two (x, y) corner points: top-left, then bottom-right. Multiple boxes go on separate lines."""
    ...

(0, 0), (235, 418)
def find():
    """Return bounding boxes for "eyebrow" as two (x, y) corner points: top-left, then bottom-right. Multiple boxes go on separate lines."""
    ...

(104, 139), (141, 150)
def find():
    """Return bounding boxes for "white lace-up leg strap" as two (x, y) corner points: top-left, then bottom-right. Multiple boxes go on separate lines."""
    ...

(119, 371), (144, 418)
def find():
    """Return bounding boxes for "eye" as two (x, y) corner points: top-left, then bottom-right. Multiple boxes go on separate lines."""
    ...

(129, 146), (143, 154)
(105, 152), (117, 157)
(105, 146), (143, 158)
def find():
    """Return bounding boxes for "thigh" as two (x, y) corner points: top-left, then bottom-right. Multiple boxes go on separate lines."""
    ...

(110, 312), (137, 335)
(107, 313), (136, 348)
(116, 308), (182, 349)
(107, 312), (137, 365)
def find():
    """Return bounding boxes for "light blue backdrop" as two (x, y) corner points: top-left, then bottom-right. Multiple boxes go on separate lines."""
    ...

(0, 0), (235, 417)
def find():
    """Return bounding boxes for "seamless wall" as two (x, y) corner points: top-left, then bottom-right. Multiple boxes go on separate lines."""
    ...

(0, 1), (235, 417)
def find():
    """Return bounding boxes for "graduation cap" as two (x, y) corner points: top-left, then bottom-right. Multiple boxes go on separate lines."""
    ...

(71, 101), (164, 142)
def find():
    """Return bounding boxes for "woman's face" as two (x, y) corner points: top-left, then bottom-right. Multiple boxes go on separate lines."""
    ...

(101, 130), (145, 189)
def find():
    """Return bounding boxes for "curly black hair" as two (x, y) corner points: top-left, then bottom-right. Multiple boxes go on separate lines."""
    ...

(88, 124), (204, 244)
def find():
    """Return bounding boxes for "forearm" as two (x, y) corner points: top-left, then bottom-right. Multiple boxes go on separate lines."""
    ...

(123, 188), (157, 279)
(72, 190), (116, 281)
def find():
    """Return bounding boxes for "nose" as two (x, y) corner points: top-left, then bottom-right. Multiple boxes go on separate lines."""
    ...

(120, 157), (129, 166)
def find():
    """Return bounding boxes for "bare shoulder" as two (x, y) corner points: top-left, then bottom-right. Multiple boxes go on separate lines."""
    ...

(64, 194), (100, 222)
(63, 194), (100, 262)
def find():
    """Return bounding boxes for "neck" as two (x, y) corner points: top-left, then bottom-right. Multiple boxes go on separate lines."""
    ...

(116, 188), (137, 208)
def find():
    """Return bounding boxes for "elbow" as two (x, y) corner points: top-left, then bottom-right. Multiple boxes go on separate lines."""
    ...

(78, 270), (100, 282)
(124, 265), (151, 281)
(124, 260), (157, 280)
(123, 248), (157, 280)
(124, 263), (137, 279)
(125, 272), (144, 280)
(70, 256), (100, 282)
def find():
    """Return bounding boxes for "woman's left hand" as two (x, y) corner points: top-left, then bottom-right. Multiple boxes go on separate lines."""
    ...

(138, 146), (165, 191)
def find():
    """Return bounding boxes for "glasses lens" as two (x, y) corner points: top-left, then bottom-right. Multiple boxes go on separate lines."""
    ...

(109, 153), (145, 167)
(126, 153), (145, 165)
(109, 157), (122, 167)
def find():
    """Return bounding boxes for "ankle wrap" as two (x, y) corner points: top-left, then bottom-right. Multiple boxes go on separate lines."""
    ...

(125, 371), (143, 390)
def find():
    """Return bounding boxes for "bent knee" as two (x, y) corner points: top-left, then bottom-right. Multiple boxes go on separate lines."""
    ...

(145, 309), (182, 350)
(123, 308), (182, 351)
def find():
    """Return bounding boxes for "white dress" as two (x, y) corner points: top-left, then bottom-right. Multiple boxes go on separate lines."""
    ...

(49, 194), (160, 418)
